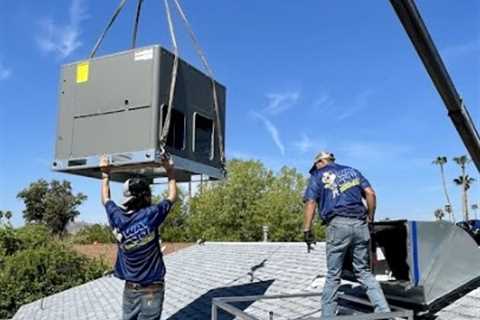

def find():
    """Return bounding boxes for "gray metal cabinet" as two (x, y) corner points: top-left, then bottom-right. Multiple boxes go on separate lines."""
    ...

(53, 45), (226, 182)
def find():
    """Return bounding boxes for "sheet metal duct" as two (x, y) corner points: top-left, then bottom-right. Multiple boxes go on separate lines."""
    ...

(344, 220), (480, 308)
(52, 45), (226, 183)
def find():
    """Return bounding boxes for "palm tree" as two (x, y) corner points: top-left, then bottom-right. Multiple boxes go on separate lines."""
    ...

(434, 208), (445, 221)
(453, 155), (472, 221)
(4, 211), (12, 220)
(432, 156), (454, 221)
(453, 175), (475, 221)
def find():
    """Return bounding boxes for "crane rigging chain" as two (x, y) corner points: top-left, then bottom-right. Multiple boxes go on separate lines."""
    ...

(88, 0), (226, 171)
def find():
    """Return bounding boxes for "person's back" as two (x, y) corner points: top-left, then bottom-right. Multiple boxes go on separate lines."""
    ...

(303, 151), (390, 318)
(105, 198), (172, 285)
(307, 162), (369, 223)
(100, 156), (176, 320)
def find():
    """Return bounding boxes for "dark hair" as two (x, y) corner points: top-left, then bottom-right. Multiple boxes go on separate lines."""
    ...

(125, 195), (151, 212)
(125, 178), (152, 211)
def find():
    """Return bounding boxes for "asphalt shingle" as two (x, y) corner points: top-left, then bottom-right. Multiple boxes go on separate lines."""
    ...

(12, 242), (480, 319)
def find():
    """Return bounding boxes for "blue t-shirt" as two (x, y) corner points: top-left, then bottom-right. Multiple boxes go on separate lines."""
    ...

(304, 163), (371, 221)
(104, 199), (172, 285)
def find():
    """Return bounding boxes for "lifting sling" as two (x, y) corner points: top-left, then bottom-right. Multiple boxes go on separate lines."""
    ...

(88, 0), (226, 170)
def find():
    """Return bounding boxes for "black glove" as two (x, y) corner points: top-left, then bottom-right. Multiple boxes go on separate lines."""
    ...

(304, 230), (316, 252)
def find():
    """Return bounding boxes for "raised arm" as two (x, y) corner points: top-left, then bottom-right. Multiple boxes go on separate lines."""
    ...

(100, 155), (111, 205)
(163, 159), (176, 203)
(364, 186), (376, 223)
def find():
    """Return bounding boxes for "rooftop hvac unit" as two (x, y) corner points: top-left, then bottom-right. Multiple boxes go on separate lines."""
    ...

(52, 45), (226, 182)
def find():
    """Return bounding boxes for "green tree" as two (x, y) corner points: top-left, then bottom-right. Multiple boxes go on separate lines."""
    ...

(434, 208), (445, 221)
(0, 223), (21, 258)
(453, 175), (475, 221)
(185, 159), (324, 242)
(0, 224), (52, 263)
(186, 160), (274, 241)
(453, 155), (473, 221)
(17, 179), (87, 235)
(0, 210), (13, 222)
(432, 156), (454, 221)
(153, 186), (188, 242)
(256, 166), (309, 241)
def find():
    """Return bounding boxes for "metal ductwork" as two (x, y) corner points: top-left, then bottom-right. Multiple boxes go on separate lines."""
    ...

(343, 220), (480, 309)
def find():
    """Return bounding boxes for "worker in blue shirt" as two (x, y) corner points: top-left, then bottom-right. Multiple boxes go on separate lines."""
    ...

(303, 151), (390, 318)
(100, 155), (176, 320)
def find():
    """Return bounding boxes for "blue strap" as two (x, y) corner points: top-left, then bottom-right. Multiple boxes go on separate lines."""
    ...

(411, 221), (420, 286)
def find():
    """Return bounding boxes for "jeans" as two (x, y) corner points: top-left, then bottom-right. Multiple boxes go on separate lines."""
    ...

(123, 282), (165, 320)
(322, 216), (390, 318)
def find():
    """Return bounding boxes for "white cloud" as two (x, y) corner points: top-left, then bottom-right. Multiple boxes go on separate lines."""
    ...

(251, 112), (285, 155)
(0, 61), (11, 81)
(36, 0), (89, 58)
(293, 133), (327, 154)
(264, 91), (300, 115)
(312, 93), (334, 111)
(337, 89), (374, 120)
(294, 134), (313, 153)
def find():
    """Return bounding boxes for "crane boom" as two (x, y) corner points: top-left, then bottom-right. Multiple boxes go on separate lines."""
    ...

(389, 0), (480, 172)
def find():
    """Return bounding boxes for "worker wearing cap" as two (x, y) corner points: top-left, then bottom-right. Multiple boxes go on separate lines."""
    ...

(303, 151), (390, 317)
(100, 156), (176, 320)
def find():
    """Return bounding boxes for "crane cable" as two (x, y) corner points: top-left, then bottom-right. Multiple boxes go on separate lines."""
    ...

(88, 0), (226, 169)
(131, 0), (145, 49)
(158, 0), (180, 153)
(170, 0), (226, 168)
(89, 0), (129, 58)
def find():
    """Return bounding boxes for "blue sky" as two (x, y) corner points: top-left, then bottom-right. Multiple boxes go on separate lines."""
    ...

(0, 0), (479, 227)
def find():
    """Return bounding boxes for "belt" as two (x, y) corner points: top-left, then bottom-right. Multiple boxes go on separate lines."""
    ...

(125, 280), (164, 290)
(331, 214), (366, 221)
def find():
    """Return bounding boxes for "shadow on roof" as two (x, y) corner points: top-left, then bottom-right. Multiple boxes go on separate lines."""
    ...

(166, 279), (275, 320)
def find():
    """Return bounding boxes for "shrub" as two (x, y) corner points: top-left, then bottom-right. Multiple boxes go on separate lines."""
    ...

(0, 225), (108, 318)
(16, 224), (51, 249)
(154, 187), (189, 242)
(71, 224), (116, 244)
(0, 224), (51, 258)
(0, 224), (21, 257)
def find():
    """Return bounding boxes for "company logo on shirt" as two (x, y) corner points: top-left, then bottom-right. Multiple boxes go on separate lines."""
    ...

(322, 168), (361, 198)
(322, 172), (340, 198)
(121, 222), (155, 251)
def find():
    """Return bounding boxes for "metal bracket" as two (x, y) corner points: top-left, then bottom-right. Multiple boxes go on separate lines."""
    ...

(211, 292), (414, 320)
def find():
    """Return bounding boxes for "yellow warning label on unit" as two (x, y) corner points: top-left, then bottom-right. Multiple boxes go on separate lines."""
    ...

(76, 62), (90, 83)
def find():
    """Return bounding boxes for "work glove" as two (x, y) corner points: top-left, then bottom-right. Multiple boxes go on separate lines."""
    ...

(304, 230), (316, 253)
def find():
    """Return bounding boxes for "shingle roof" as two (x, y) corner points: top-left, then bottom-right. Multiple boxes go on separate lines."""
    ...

(13, 242), (480, 319)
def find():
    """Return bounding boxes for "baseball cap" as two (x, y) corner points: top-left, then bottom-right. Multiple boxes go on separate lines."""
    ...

(309, 151), (335, 174)
(121, 178), (151, 206)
